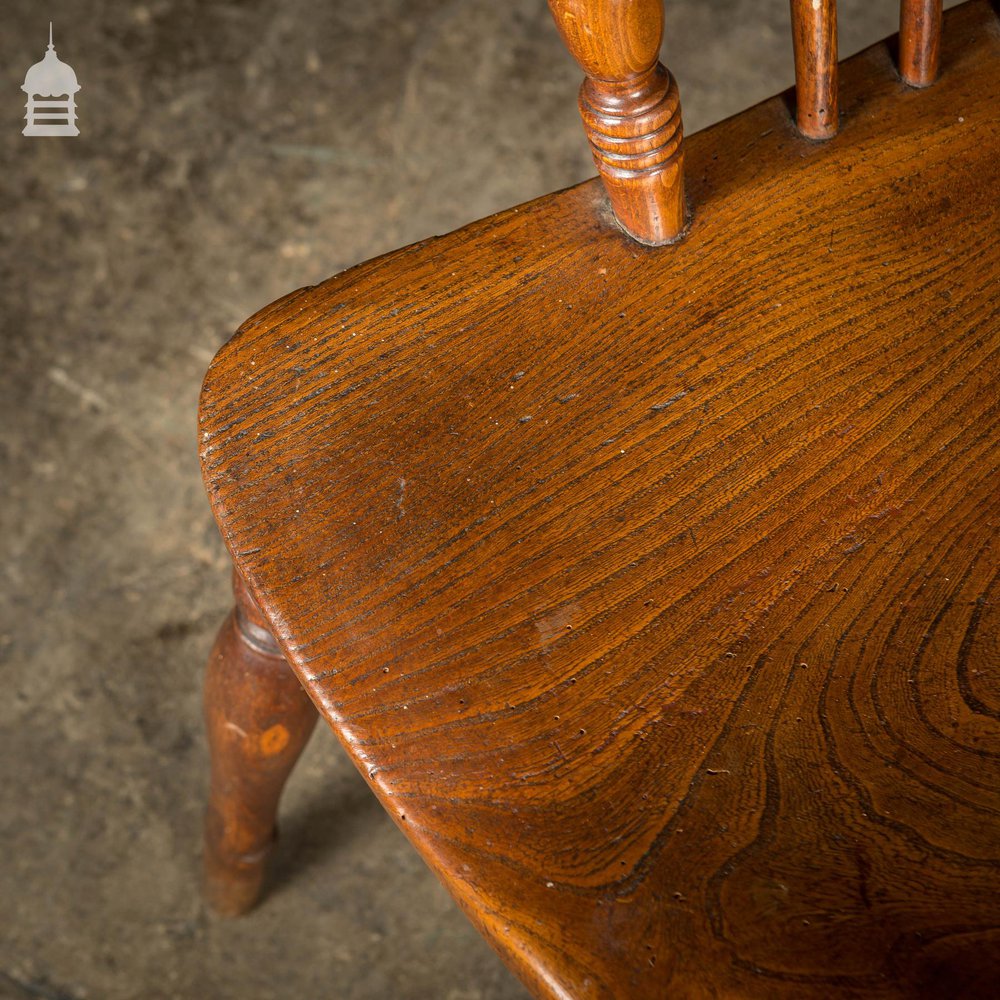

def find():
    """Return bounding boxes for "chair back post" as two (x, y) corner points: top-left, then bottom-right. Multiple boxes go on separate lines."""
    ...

(547, 0), (685, 245)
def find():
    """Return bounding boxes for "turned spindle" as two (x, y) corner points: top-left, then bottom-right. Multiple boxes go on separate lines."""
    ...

(899, 0), (943, 86)
(790, 0), (839, 139)
(203, 568), (318, 915)
(547, 0), (685, 245)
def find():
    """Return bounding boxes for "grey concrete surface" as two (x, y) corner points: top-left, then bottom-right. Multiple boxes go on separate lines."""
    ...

(0, 2), (937, 997)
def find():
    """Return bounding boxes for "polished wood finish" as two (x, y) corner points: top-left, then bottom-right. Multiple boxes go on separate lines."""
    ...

(201, 1), (1000, 995)
(203, 570), (318, 915)
(790, 0), (839, 138)
(547, 0), (685, 244)
(900, 0), (944, 86)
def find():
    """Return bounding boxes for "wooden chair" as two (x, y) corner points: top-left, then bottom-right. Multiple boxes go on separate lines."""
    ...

(199, 1), (1000, 996)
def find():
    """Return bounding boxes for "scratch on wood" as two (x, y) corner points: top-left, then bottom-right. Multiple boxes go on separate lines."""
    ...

(395, 477), (407, 519)
(652, 390), (688, 411)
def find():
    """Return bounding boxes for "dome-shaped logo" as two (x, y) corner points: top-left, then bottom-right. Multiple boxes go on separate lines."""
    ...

(22, 23), (81, 137)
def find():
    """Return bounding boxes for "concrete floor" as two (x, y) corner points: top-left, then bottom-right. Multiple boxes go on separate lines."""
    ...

(0, 2), (935, 997)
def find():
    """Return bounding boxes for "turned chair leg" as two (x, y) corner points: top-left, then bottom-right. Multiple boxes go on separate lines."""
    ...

(203, 568), (319, 916)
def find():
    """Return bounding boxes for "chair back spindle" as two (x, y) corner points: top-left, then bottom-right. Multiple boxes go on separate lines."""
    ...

(790, 0), (839, 139)
(546, 0), (685, 245)
(900, 0), (943, 85)
(550, 0), (948, 244)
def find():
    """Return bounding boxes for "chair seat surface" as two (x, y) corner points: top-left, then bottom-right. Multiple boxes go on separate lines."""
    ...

(201, 3), (1000, 996)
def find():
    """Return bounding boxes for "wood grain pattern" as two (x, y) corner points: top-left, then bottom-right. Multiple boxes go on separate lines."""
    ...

(900, 0), (944, 86)
(790, 0), (839, 138)
(203, 570), (318, 915)
(200, 2), (1000, 995)
(547, 0), (685, 244)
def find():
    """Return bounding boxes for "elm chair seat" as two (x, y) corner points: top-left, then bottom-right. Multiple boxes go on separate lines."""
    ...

(199, 3), (1000, 997)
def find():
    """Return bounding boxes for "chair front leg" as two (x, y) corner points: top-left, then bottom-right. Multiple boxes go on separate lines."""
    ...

(202, 568), (318, 915)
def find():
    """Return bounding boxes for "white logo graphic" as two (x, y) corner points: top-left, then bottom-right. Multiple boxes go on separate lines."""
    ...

(22, 23), (80, 137)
